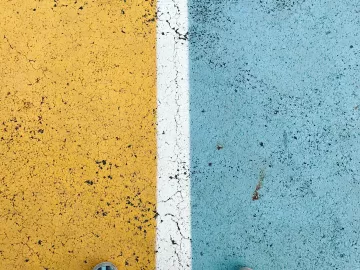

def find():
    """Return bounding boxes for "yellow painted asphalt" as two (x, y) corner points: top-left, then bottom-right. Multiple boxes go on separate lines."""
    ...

(0, 0), (157, 269)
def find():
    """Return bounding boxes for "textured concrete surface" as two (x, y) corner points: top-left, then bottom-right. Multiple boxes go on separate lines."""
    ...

(156, 0), (192, 268)
(189, 0), (360, 269)
(0, 1), (157, 269)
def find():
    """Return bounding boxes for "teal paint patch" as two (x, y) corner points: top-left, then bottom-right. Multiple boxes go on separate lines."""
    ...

(189, 1), (360, 269)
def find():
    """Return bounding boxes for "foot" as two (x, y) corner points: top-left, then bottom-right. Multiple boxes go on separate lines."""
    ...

(93, 262), (118, 270)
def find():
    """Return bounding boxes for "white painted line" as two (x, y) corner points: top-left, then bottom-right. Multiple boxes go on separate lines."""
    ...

(156, 0), (191, 269)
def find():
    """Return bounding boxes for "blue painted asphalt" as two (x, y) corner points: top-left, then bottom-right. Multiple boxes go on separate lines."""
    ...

(189, 1), (360, 269)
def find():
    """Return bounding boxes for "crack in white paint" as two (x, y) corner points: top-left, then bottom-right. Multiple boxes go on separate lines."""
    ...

(156, 0), (191, 269)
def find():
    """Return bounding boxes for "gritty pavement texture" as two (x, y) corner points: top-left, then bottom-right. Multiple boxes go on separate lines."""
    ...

(0, 1), (157, 269)
(189, 0), (360, 269)
(156, 0), (192, 268)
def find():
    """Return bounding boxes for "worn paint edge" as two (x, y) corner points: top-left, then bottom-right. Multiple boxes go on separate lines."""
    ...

(156, 0), (191, 269)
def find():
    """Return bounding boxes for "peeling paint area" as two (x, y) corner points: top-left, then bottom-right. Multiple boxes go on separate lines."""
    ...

(189, 0), (360, 269)
(0, 0), (157, 269)
(156, 0), (191, 269)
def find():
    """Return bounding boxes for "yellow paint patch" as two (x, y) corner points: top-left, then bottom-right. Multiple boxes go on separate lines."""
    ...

(0, 0), (157, 269)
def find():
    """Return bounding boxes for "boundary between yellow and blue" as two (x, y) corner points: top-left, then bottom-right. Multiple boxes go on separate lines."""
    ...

(156, 0), (192, 269)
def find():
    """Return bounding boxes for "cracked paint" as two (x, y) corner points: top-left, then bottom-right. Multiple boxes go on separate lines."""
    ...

(0, 0), (157, 269)
(189, 0), (360, 269)
(156, 0), (191, 269)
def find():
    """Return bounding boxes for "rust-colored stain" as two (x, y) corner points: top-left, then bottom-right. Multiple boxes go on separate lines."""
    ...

(252, 169), (265, 201)
(0, 0), (157, 269)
